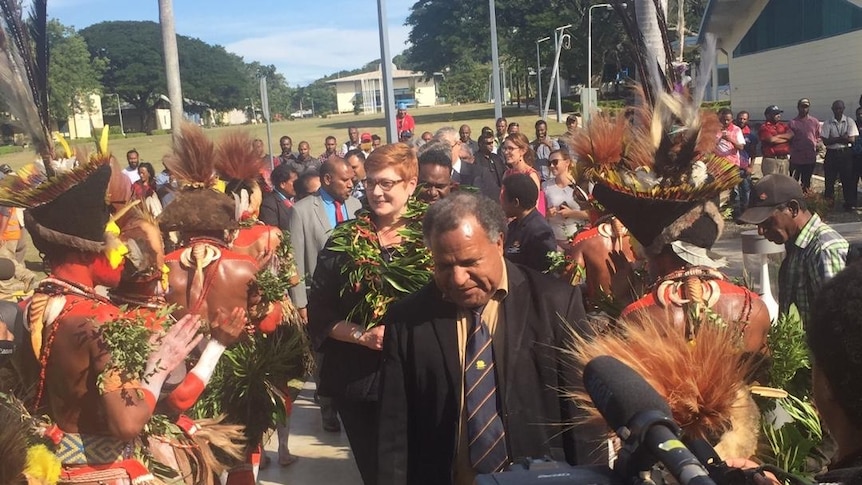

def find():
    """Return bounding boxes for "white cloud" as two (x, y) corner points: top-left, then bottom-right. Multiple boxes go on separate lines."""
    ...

(226, 24), (411, 86)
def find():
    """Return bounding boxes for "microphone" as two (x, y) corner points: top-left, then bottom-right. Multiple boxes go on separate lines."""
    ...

(583, 355), (716, 485)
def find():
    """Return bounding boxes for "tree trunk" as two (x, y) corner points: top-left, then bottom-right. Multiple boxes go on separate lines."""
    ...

(635, 0), (669, 75)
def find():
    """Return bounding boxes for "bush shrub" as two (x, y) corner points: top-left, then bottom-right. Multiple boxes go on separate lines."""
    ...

(0, 145), (24, 156)
(151, 129), (171, 136)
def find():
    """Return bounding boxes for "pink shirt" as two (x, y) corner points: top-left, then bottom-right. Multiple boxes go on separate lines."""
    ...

(788, 116), (820, 165)
(714, 123), (745, 167)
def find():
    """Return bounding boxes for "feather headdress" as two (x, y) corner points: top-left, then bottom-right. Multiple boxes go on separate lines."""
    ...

(158, 123), (239, 232)
(571, 1), (735, 256)
(565, 313), (760, 460)
(214, 131), (264, 220)
(0, 0), (57, 177)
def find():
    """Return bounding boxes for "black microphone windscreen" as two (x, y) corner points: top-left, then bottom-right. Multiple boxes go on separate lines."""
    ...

(583, 355), (672, 431)
(0, 258), (15, 280)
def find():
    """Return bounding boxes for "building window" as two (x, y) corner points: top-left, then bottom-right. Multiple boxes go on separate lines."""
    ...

(734, 0), (862, 56)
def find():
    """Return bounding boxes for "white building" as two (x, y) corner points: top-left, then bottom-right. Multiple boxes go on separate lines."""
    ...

(700, 0), (862, 120)
(326, 65), (439, 114)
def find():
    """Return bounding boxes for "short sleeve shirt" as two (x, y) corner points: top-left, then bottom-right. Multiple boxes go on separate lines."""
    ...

(788, 116), (821, 164)
(758, 121), (791, 157)
(714, 123), (745, 167)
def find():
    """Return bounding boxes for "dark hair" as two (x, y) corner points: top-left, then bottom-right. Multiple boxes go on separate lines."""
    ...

(535, 119), (547, 128)
(418, 148), (453, 170)
(296, 170), (320, 199)
(137, 162), (156, 182)
(127, 149), (138, 157)
(501, 172), (538, 207)
(271, 163), (299, 188)
(325, 135), (336, 143)
(344, 148), (366, 163)
(279, 135), (292, 144)
(808, 262), (862, 428)
(737, 110), (750, 118)
(371, 134), (381, 142)
(423, 192), (507, 244)
(320, 157), (349, 178)
(718, 107), (733, 118)
(481, 126), (494, 136)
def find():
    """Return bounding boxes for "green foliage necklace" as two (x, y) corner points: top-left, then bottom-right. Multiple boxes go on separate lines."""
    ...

(327, 197), (432, 329)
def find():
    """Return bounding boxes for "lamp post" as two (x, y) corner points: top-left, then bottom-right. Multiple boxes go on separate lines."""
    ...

(542, 24), (571, 124)
(489, 0), (503, 120)
(536, 36), (550, 120)
(587, 3), (616, 125)
(112, 93), (125, 136)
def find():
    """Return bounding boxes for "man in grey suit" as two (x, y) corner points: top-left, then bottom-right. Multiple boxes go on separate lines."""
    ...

(288, 156), (361, 431)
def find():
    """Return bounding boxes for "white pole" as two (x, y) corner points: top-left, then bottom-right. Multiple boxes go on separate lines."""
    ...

(587, 4), (613, 125)
(158, 0), (183, 142)
(115, 93), (125, 136)
(377, 0), (397, 142)
(536, 37), (550, 119)
(489, 0), (503, 120)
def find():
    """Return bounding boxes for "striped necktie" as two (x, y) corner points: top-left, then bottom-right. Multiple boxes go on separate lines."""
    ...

(464, 307), (508, 474)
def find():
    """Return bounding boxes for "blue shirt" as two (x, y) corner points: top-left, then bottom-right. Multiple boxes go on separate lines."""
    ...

(319, 188), (348, 229)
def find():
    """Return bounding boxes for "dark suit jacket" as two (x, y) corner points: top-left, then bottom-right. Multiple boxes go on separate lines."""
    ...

(378, 262), (593, 485)
(258, 190), (291, 230)
(505, 209), (557, 273)
(452, 161), (477, 187)
(473, 152), (506, 201)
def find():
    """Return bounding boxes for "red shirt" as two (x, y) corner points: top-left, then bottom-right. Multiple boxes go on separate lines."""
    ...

(396, 113), (415, 134)
(758, 121), (791, 157)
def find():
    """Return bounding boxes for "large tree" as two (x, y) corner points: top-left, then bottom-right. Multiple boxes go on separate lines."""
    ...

(80, 20), (255, 131)
(46, 19), (106, 129)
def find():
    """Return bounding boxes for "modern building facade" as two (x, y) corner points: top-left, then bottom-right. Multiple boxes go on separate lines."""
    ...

(326, 65), (439, 114)
(700, 0), (862, 120)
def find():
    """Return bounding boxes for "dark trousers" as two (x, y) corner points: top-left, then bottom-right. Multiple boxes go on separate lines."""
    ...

(824, 148), (856, 208)
(333, 398), (379, 485)
(790, 163), (815, 191)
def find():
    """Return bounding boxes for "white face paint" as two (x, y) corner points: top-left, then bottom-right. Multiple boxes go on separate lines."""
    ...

(460, 220), (475, 239)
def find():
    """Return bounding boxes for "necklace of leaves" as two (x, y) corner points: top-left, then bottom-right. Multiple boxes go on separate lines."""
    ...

(327, 197), (433, 329)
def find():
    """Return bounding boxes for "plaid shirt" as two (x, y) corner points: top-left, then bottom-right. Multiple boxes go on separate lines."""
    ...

(778, 213), (848, 324)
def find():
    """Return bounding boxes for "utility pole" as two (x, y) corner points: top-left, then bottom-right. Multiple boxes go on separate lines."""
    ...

(677, 0), (685, 62)
(158, 0), (183, 143)
(376, 0), (397, 142)
(489, 0), (503, 120)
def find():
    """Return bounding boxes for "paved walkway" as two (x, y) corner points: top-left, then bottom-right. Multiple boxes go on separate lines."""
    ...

(258, 382), (361, 485)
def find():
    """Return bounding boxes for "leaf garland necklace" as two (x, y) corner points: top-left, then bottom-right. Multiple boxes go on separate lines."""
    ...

(327, 197), (432, 329)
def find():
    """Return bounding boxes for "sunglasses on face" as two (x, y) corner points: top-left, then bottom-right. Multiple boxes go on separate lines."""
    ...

(549, 158), (565, 166)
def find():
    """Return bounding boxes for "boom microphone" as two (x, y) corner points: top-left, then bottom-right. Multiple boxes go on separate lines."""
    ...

(583, 355), (716, 485)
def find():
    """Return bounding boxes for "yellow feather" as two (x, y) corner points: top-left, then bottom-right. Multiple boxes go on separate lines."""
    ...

(53, 132), (72, 159)
(99, 124), (110, 155)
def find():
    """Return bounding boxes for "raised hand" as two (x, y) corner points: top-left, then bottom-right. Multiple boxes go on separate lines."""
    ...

(146, 314), (203, 377)
(210, 307), (248, 347)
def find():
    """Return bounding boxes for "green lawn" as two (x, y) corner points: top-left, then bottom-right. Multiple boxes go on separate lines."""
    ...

(0, 103), (565, 170)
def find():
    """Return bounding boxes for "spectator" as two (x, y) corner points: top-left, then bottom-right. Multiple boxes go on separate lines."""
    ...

(124, 148), (141, 183)
(296, 170), (321, 201)
(758, 105), (792, 176)
(506, 122), (520, 136)
(788, 98), (820, 192)
(416, 148), (453, 204)
(345, 149), (367, 204)
(398, 130), (413, 144)
(432, 127), (476, 186)
(458, 143), (474, 164)
(543, 150), (589, 248)
(396, 102), (415, 135)
(360, 132), (373, 158)
(531, 119), (561, 183)
(713, 108), (747, 217)
(296, 140), (322, 173)
(371, 134), (382, 151)
(735, 110), (757, 212)
(472, 132), (506, 201)
(319, 135), (340, 162)
(821, 99), (859, 211)
(277, 136), (298, 167)
(493, 117), (508, 153)
(738, 174), (848, 323)
(378, 191), (589, 485)
(131, 162), (162, 216)
(259, 163), (299, 229)
(502, 133), (545, 215)
(501, 173), (557, 273)
(558, 113), (582, 159)
(458, 124), (478, 155)
(342, 126), (360, 154)
(418, 131), (434, 148)
(287, 157), (361, 433)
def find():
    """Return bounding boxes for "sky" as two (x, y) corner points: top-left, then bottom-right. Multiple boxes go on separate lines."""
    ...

(47, 0), (415, 86)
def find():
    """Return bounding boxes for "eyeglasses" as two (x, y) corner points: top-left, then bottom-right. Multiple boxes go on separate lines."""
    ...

(366, 178), (404, 191)
(549, 158), (565, 166)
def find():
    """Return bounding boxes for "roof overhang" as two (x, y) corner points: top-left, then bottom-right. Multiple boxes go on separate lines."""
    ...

(698, 0), (768, 50)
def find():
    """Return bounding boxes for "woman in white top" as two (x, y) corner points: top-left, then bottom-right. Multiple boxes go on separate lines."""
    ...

(542, 149), (589, 248)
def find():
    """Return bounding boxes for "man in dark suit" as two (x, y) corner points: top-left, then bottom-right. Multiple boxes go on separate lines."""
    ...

(378, 192), (592, 485)
(259, 163), (298, 230)
(473, 132), (506, 201)
(287, 156), (361, 431)
(501, 173), (557, 273)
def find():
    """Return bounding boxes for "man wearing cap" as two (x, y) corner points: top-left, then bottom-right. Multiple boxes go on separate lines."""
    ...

(788, 98), (820, 192)
(738, 174), (848, 323)
(396, 102), (415, 135)
(821, 99), (859, 211)
(758, 105), (793, 176)
(399, 130), (413, 143)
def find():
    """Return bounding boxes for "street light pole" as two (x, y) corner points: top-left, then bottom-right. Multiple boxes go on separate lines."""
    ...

(536, 36), (550, 120)
(113, 93), (125, 136)
(587, 3), (614, 125)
